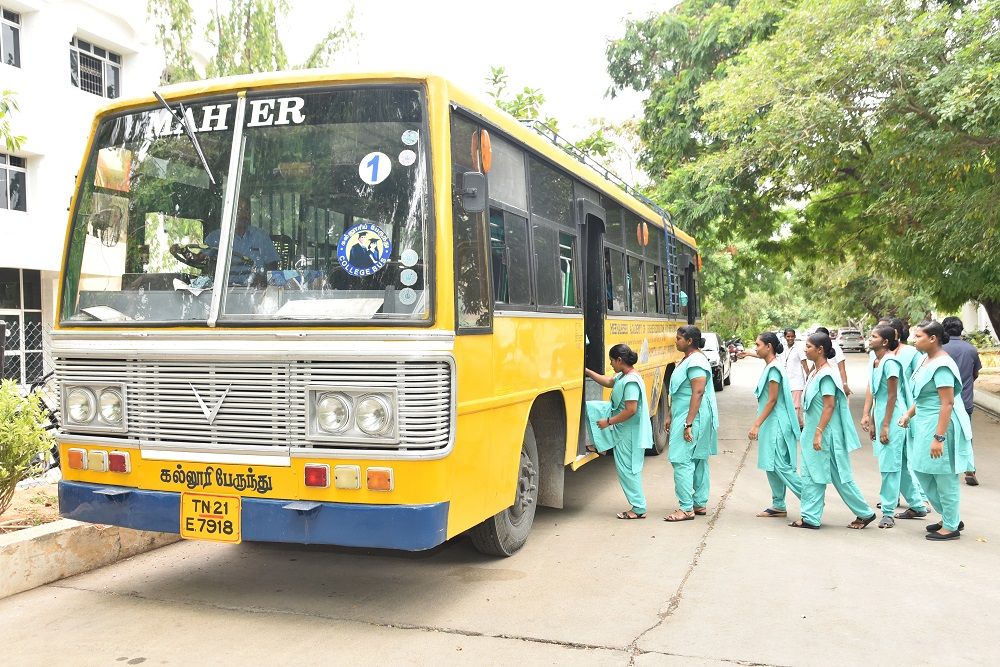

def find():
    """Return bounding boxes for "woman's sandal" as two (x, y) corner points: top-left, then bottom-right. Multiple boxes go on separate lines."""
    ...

(925, 530), (961, 541)
(894, 507), (928, 520)
(926, 520), (964, 533)
(756, 508), (787, 518)
(788, 519), (820, 529)
(878, 516), (895, 529)
(693, 506), (707, 516)
(616, 510), (646, 520)
(848, 514), (877, 530)
(585, 445), (608, 457)
(664, 510), (695, 522)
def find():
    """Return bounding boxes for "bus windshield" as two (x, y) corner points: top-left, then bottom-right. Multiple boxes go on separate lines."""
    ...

(61, 85), (430, 324)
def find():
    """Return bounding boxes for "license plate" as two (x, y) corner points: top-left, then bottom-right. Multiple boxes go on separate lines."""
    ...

(180, 492), (241, 543)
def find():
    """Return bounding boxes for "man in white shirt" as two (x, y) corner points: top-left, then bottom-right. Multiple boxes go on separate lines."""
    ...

(805, 327), (851, 396)
(782, 328), (807, 420)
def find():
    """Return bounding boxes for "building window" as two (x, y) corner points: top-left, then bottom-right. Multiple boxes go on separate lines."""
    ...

(1, 8), (19, 68)
(70, 36), (121, 99)
(1, 268), (44, 386)
(0, 153), (26, 211)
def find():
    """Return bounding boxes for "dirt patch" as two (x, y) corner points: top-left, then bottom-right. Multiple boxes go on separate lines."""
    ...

(0, 482), (60, 533)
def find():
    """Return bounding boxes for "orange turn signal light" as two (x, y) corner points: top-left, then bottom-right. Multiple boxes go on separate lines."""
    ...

(67, 448), (87, 470)
(366, 467), (393, 492)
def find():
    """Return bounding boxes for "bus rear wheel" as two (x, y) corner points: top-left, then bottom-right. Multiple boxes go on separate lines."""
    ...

(469, 423), (539, 557)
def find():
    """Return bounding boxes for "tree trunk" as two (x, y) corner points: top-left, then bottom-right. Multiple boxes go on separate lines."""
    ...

(981, 299), (1000, 340)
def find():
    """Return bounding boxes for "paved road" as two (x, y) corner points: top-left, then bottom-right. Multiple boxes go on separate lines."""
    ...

(3, 356), (998, 666)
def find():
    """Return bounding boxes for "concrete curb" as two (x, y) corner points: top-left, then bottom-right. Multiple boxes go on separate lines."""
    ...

(974, 389), (1000, 418)
(0, 519), (180, 599)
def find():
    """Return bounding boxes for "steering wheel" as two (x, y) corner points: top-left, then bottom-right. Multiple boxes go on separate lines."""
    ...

(170, 243), (212, 269)
(169, 243), (253, 269)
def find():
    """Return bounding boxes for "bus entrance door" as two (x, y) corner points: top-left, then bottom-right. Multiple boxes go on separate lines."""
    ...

(578, 199), (606, 458)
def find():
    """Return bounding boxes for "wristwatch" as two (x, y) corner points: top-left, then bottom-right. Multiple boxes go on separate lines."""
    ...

(684, 423), (693, 429)
(933, 434), (946, 443)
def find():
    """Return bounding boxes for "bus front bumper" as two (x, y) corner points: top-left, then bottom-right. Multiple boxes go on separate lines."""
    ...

(58, 481), (449, 551)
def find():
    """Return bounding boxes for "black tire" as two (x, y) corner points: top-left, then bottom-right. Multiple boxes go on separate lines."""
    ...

(470, 423), (539, 556)
(723, 371), (731, 386)
(713, 371), (724, 392)
(648, 383), (669, 456)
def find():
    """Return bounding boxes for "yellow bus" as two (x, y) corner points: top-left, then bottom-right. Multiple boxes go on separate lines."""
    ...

(54, 71), (702, 556)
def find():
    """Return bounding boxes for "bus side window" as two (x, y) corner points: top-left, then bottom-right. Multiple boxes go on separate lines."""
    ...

(558, 231), (576, 307)
(605, 247), (625, 312)
(490, 208), (532, 306)
(627, 256), (644, 313)
(451, 113), (491, 330)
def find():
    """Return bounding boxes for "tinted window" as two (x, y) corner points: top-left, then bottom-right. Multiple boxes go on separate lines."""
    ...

(490, 208), (531, 306)
(605, 248), (625, 312)
(489, 136), (527, 210)
(528, 157), (572, 226)
(624, 210), (643, 255)
(452, 114), (491, 329)
(604, 199), (623, 247)
(646, 264), (660, 314)
(559, 232), (577, 307)
(533, 222), (561, 306)
(575, 181), (600, 205)
(627, 256), (643, 312)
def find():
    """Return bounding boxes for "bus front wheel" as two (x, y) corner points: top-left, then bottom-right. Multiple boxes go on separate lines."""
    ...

(469, 423), (539, 557)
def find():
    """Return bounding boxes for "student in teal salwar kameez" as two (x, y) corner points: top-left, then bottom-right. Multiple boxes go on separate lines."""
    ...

(748, 332), (802, 518)
(584, 344), (653, 519)
(791, 332), (876, 530)
(664, 326), (719, 523)
(861, 325), (928, 528)
(899, 321), (974, 541)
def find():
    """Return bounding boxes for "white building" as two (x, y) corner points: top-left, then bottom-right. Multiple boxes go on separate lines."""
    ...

(0, 0), (163, 384)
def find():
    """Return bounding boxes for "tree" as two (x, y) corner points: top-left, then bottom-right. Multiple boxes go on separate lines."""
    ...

(147, 0), (358, 84)
(0, 90), (25, 151)
(696, 0), (1000, 327)
(485, 66), (635, 167)
(486, 66), (561, 131)
(608, 0), (1000, 330)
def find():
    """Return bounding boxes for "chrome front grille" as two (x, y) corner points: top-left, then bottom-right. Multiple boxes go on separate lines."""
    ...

(55, 357), (453, 452)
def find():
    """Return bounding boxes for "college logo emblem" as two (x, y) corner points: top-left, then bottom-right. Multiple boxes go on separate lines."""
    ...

(337, 223), (393, 277)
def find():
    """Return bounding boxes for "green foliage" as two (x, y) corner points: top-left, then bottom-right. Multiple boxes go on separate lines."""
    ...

(486, 66), (561, 132)
(607, 0), (1000, 332)
(147, 0), (198, 83)
(966, 329), (996, 350)
(0, 90), (25, 151)
(147, 0), (357, 84)
(0, 380), (54, 517)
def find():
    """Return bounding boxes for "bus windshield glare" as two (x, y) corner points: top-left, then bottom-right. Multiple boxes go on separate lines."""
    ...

(61, 86), (430, 324)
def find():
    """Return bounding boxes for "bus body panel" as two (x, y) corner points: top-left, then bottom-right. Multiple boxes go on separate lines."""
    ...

(53, 72), (701, 552)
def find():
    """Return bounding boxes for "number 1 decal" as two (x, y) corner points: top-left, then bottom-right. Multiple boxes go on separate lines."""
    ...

(359, 151), (391, 185)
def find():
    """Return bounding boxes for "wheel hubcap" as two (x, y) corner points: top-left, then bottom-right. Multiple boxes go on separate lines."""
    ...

(509, 446), (537, 522)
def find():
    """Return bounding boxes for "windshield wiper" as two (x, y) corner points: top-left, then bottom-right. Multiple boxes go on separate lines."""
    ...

(153, 91), (216, 186)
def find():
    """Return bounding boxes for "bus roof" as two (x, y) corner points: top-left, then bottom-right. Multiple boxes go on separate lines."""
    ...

(97, 70), (697, 249)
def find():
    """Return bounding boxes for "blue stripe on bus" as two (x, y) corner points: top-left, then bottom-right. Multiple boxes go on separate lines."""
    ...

(58, 481), (450, 551)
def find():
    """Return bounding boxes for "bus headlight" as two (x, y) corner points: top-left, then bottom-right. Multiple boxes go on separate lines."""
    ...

(63, 384), (127, 432)
(99, 389), (124, 425)
(316, 393), (351, 433)
(356, 394), (392, 435)
(67, 387), (97, 424)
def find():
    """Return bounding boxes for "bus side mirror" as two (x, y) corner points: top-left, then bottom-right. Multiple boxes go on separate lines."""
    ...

(460, 172), (487, 213)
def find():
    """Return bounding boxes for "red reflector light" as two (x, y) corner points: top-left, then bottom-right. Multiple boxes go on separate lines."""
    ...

(304, 464), (329, 488)
(108, 451), (130, 473)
